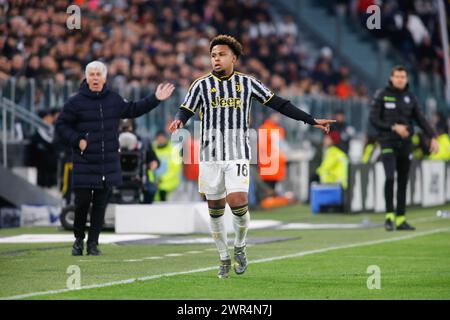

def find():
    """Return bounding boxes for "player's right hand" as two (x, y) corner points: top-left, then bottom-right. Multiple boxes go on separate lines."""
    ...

(168, 120), (183, 133)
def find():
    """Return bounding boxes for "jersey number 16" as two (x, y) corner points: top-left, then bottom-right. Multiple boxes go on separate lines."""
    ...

(236, 163), (248, 177)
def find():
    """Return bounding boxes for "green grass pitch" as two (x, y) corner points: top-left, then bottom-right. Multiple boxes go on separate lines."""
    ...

(1, 204), (449, 300)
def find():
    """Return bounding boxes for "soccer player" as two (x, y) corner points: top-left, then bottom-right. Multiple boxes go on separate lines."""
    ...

(169, 35), (335, 278)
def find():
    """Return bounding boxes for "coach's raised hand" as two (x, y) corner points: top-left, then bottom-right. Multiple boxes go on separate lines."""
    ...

(155, 83), (175, 101)
(313, 119), (336, 134)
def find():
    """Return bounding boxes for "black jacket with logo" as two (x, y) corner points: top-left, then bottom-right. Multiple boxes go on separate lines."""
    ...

(369, 82), (435, 143)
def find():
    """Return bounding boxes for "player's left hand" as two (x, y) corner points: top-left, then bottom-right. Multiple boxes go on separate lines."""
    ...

(168, 119), (183, 133)
(313, 119), (336, 134)
(429, 138), (439, 154)
(155, 83), (175, 101)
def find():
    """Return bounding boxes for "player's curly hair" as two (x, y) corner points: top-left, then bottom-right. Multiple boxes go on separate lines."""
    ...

(209, 35), (243, 58)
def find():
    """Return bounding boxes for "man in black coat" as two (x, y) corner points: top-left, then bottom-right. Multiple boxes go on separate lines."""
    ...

(369, 65), (438, 232)
(56, 61), (175, 256)
(30, 110), (58, 188)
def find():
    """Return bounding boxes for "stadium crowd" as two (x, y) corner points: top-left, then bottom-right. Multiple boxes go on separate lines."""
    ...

(330, 0), (446, 90)
(0, 0), (368, 103)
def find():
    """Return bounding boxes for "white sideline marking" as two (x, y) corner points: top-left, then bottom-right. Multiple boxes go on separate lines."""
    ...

(250, 227), (450, 264)
(124, 259), (143, 262)
(279, 222), (375, 230)
(2, 227), (449, 300)
(164, 253), (184, 257)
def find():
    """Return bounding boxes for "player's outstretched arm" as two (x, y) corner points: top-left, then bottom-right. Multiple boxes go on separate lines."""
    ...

(264, 95), (335, 134)
(120, 82), (175, 119)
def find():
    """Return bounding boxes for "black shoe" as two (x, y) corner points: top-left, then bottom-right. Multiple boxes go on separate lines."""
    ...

(72, 239), (84, 256)
(396, 221), (416, 231)
(384, 219), (395, 232)
(87, 242), (102, 256)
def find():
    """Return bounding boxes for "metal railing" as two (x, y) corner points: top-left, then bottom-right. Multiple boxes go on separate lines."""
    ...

(0, 93), (53, 167)
(0, 76), (372, 138)
(0, 76), (376, 173)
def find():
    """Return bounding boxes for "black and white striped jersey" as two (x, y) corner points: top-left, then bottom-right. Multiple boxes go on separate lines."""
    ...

(180, 71), (274, 162)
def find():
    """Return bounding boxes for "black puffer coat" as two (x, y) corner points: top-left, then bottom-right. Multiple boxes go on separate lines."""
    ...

(56, 80), (161, 189)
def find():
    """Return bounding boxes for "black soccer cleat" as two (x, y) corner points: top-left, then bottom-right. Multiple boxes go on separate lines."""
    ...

(384, 219), (395, 232)
(87, 242), (102, 256)
(71, 239), (84, 256)
(396, 221), (416, 231)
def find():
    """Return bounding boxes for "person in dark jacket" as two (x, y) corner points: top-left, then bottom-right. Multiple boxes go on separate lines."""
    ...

(55, 61), (175, 256)
(369, 65), (438, 232)
(330, 109), (354, 154)
(30, 110), (58, 188)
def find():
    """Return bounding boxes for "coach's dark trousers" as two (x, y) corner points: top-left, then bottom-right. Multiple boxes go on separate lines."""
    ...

(73, 186), (111, 244)
(380, 140), (412, 216)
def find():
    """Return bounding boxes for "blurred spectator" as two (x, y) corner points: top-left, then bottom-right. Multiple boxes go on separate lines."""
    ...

(406, 11), (430, 47)
(335, 77), (354, 99)
(316, 131), (349, 190)
(49, 108), (61, 124)
(411, 132), (430, 160)
(362, 134), (380, 163)
(258, 113), (287, 193)
(276, 14), (298, 37)
(29, 110), (58, 188)
(330, 110), (355, 153)
(10, 54), (25, 77)
(119, 119), (142, 149)
(428, 112), (450, 161)
(346, 0), (444, 83)
(118, 118), (160, 203)
(311, 59), (335, 92)
(152, 130), (182, 201)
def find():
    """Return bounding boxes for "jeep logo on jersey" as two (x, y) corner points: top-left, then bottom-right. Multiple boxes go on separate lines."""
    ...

(211, 97), (242, 108)
(404, 96), (410, 103)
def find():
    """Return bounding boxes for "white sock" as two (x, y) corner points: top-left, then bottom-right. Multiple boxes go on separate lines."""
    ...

(233, 211), (250, 248)
(209, 215), (229, 260)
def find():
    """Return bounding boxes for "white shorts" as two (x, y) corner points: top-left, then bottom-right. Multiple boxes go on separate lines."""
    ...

(199, 159), (250, 200)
